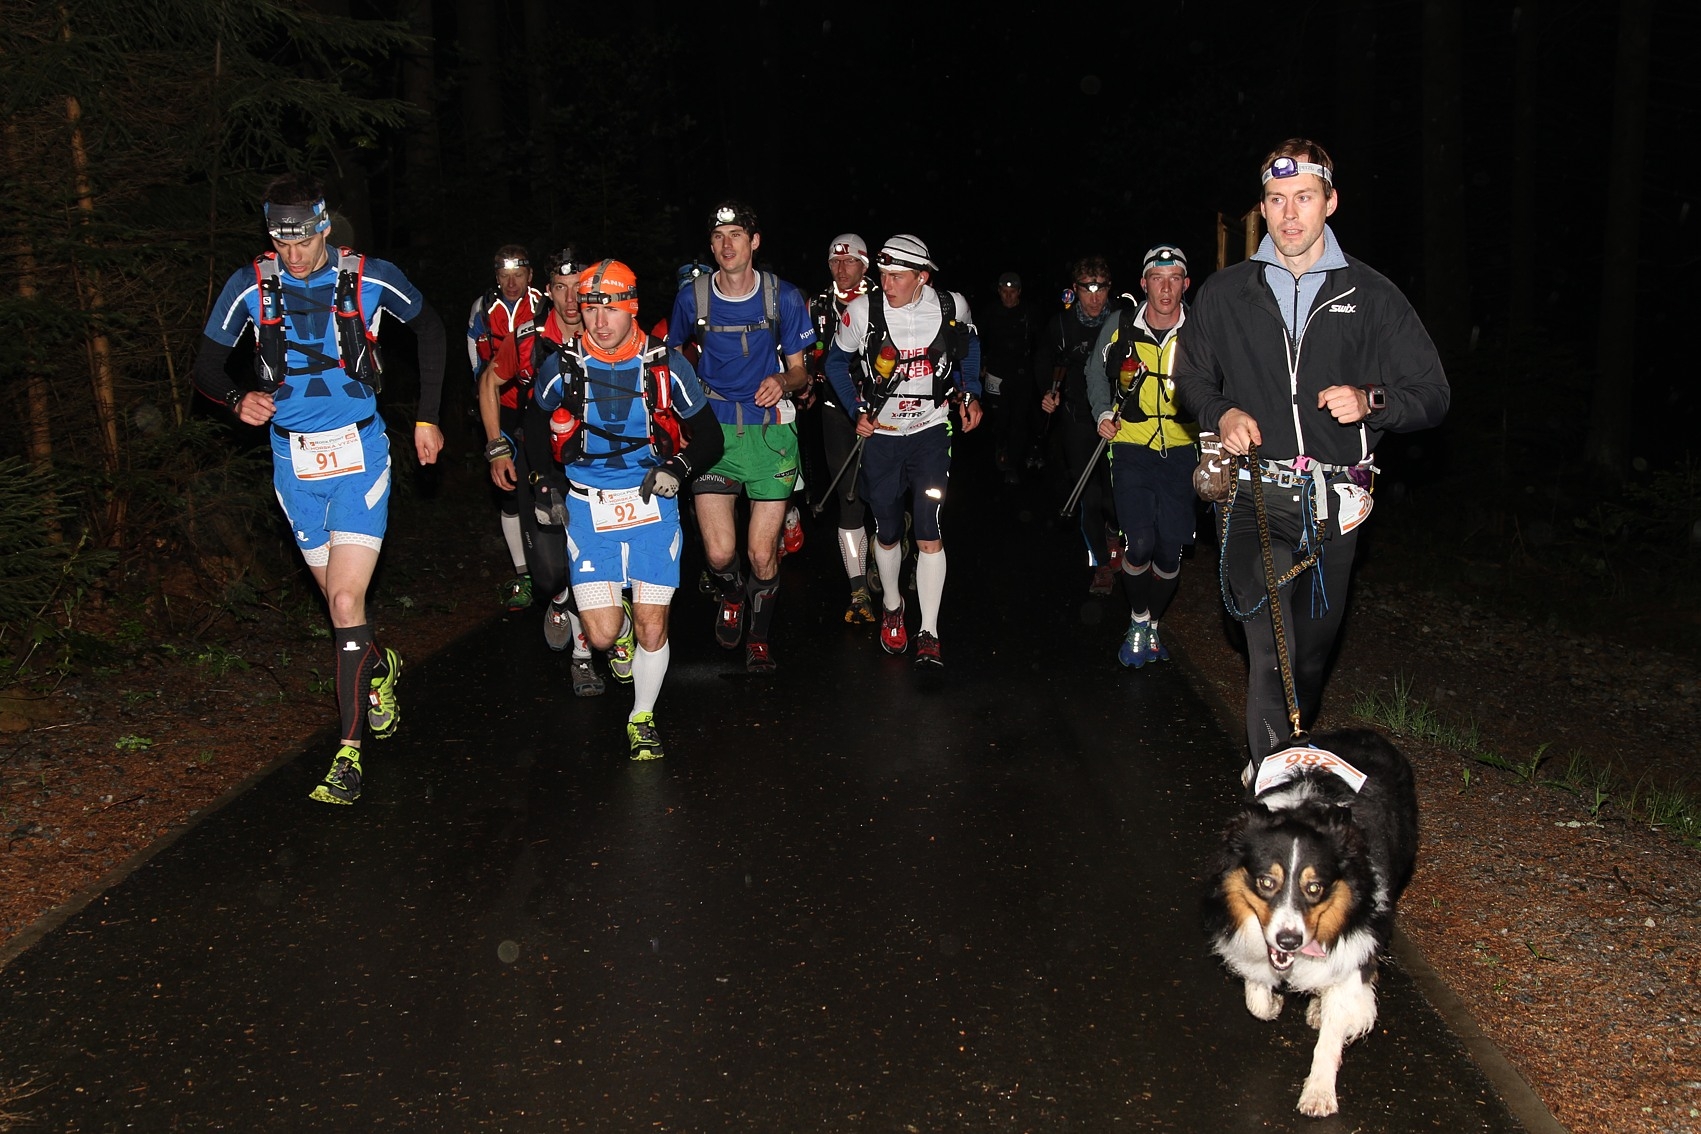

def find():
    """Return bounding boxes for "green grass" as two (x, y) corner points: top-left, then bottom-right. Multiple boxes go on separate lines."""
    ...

(1353, 674), (1701, 849)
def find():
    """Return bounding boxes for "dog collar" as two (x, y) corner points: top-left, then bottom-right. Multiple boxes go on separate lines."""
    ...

(1254, 745), (1368, 796)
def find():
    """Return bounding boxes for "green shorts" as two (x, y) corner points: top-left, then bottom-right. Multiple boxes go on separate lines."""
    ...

(693, 422), (799, 502)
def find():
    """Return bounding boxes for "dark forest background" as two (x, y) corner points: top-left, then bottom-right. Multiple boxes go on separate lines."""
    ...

(2, 0), (1696, 670)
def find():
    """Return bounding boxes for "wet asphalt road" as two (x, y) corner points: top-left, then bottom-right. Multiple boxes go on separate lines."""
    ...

(0, 438), (1536, 1131)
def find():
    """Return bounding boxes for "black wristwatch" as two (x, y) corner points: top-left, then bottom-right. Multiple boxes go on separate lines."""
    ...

(224, 388), (247, 414)
(1362, 385), (1387, 415)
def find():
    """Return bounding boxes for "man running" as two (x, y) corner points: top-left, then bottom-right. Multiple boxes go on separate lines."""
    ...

(1084, 244), (1198, 669)
(807, 233), (881, 624)
(534, 260), (722, 759)
(192, 173), (445, 804)
(666, 201), (813, 673)
(824, 235), (983, 669)
(1174, 138), (1450, 759)
(469, 245), (545, 609)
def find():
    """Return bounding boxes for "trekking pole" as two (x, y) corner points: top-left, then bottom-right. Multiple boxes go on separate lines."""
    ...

(812, 435), (866, 517)
(1058, 435), (1108, 519)
(1059, 366), (1140, 519)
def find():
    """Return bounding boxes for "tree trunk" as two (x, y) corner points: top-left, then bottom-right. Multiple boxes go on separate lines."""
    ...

(1584, 0), (1652, 480)
(1421, 0), (1467, 365)
(3, 122), (62, 543)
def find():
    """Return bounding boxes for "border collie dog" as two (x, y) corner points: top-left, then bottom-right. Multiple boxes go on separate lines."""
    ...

(1203, 728), (1419, 1117)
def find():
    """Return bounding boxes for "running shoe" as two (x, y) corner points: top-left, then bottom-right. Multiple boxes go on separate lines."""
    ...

(844, 587), (876, 625)
(782, 505), (805, 554)
(745, 640), (776, 673)
(1117, 620), (1152, 669)
(367, 647), (402, 739)
(308, 744), (363, 805)
(569, 655), (605, 698)
(1089, 562), (1118, 596)
(880, 602), (908, 655)
(867, 559), (883, 596)
(913, 630), (943, 669)
(543, 596), (574, 652)
(627, 712), (665, 761)
(502, 573), (533, 610)
(1147, 621), (1170, 664)
(715, 594), (745, 650)
(608, 598), (636, 683)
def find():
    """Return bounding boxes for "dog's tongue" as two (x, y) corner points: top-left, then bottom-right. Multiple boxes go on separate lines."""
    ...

(1299, 940), (1328, 958)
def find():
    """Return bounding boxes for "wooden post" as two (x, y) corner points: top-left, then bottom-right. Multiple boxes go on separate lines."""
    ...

(1216, 212), (1228, 271)
(1244, 207), (1260, 260)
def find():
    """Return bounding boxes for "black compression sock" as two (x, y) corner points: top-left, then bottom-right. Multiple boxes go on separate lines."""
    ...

(333, 624), (376, 745)
(746, 574), (779, 642)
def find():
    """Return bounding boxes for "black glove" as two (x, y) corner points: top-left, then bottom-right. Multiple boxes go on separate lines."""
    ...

(640, 459), (685, 503)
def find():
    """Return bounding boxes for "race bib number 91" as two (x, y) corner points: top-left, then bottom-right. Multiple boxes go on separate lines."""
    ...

(289, 424), (367, 481)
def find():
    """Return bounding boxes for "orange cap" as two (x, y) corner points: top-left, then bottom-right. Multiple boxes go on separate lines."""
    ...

(577, 259), (639, 315)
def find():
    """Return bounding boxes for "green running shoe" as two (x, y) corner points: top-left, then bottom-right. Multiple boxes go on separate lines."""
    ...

(309, 744), (363, 804)
(627, 712), (665, 761)
(367, 647), (402, 739)
(608, 598), (636, 683)
(501, 573), (533, 610)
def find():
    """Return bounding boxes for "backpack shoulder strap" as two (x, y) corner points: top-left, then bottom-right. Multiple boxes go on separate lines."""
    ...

(640, 334), (672, 413)
(692, 273), (711, 342)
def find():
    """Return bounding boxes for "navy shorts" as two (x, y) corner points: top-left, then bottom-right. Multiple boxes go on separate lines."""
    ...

(858, 426), (951, 544)
(1109, 442), (1197, 568)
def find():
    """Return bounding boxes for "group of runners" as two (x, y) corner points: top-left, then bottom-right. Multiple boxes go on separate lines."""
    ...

(194, 136), (1449, 799)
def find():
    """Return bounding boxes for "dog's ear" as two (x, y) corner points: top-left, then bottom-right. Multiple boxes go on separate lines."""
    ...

(1318, 804), (1369, 861)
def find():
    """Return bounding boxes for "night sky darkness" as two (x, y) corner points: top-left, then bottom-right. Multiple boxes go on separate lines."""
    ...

(382, 0), (1696, 425)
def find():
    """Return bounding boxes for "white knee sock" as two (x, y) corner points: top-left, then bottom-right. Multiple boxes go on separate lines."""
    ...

(500, 513), (526, 573)
(632, 642), (669, 716)
(873, 541), (904, 612)
(916, 549), (946, 635)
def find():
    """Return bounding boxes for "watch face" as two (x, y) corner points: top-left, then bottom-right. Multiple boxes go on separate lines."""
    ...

(1368, 386), (1386, 411)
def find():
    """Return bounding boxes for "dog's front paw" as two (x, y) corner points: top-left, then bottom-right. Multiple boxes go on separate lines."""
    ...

(1297, 1076), (1340, 1117)
(1244, 981), (1284, 1020)
(1305, 996), (1322, 1030)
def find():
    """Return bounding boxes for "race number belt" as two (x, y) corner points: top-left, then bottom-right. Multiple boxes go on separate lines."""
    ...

(571, 481), (661, 532)
(283, 420), (373, 481)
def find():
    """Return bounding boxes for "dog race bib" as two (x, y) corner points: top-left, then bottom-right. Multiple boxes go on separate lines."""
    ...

(1255, 745), (1369, 795)
(289, 424), (366, 481)
(580, 484), (660, 533)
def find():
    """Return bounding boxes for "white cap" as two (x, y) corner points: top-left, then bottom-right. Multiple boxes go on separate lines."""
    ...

(828, 233), (869, 265)
(876, 234), (936, 272)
